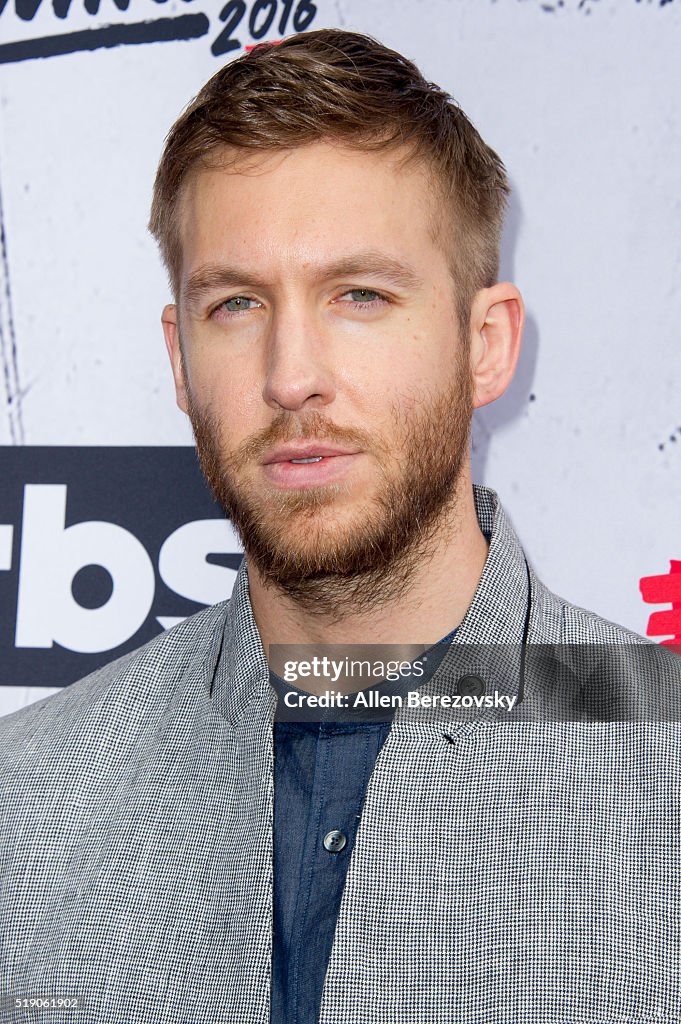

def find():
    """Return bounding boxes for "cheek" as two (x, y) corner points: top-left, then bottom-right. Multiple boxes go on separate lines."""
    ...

(379, 328), (452, 393)
(187, 362), (259, 442)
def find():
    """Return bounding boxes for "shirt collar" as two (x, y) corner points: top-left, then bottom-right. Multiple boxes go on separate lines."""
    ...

(210, 484), (532, 726)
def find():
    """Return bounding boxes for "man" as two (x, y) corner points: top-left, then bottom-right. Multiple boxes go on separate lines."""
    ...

(1, 28), (679, 1024)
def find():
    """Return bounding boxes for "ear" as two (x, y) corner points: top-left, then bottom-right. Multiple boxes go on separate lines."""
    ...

(468, 283), (524, 409)
(161, 304), (189, 415)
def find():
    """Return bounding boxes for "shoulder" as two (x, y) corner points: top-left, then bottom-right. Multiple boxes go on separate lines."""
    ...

(526, 575), (681, 719)
(0, 600), (230, 779)
(530, 571), (651, 645)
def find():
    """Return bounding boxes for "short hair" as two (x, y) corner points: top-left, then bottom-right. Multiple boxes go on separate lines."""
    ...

(148, 28), (510, 336)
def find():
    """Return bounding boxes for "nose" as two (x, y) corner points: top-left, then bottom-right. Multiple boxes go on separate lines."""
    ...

(261, 301), (336, 412)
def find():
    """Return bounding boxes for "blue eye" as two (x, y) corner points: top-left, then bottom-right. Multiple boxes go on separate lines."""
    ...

(222, 296), (256, 312)
(338, 289), (388, 307)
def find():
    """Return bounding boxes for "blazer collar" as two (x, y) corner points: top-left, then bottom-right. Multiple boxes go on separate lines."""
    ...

(454, 484), (531, 648)
(209, 484), (532, 726)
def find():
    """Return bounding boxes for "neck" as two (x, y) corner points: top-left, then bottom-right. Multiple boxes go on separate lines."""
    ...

(248, 474), (489, 656)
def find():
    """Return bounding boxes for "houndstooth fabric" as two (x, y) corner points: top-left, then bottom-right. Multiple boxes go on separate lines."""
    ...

(1, 484), (679, 1023)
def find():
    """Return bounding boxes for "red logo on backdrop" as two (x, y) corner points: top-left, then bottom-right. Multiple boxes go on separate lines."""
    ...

(640, 561), (681, 656)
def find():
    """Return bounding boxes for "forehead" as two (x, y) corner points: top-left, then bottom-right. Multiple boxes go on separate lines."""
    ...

(175, 142), (444, 282)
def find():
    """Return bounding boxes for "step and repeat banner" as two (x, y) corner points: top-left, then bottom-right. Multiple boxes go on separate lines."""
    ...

(1, 0), (680, 716)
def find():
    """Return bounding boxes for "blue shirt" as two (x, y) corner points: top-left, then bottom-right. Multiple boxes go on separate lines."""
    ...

(270, 628), (457, 1024)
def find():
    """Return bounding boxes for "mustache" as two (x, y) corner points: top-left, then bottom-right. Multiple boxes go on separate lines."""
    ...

(225, 409), (381, 470)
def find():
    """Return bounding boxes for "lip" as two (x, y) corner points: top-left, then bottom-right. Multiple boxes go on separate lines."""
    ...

(261, 449), (363, 489)
(262, 443), (361, 465)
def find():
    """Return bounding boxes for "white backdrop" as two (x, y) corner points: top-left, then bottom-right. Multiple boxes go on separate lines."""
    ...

(1, 0), (680, 716)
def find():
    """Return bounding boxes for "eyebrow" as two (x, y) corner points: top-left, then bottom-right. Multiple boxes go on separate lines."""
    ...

(182, 251), (424, 310)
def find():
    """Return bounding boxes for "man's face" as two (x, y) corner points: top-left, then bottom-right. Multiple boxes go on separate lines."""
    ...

(166, 142), (474, 613)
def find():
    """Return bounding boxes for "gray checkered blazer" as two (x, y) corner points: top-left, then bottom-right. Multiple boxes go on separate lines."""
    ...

(1, 485), (679, 1024)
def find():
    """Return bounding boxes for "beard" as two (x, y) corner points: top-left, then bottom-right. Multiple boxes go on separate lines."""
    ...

(185, 351), (473, 620)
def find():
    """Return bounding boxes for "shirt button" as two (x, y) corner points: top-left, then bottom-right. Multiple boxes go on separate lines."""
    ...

(457, 674), (486, 697)
(323, 829), (347, 853)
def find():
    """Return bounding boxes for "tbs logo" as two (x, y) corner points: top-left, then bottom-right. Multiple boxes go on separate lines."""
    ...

(0, 447), (242, 688)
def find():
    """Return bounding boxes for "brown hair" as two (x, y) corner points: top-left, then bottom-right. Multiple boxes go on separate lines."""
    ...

(148, 28), (509, 335)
